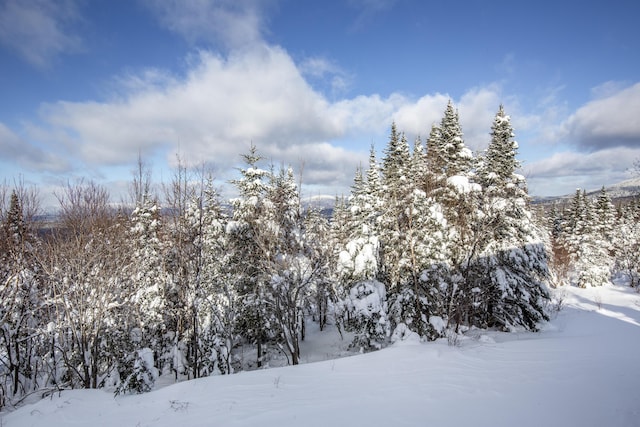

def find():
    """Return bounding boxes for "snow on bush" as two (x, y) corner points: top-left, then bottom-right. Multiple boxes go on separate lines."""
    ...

(117, 348), (159, 395)
(390, 323), (421, 345)
(342, 280), (390, 352)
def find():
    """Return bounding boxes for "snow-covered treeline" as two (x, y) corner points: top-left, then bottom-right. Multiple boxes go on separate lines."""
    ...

(0, 103), (637, 410)
(550, 186), (640, 288)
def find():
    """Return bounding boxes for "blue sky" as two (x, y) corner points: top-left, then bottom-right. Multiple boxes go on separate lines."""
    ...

(1, 0), (639, 207)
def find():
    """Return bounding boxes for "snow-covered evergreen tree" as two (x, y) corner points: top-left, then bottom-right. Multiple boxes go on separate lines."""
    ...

(336, 159), (388, 348)
(471, 106), (550, 331)
(0, 190), (45, 405)
(303, 207), (335, 331)
(227, 145), (275, 368)
(180, 174), (237, 377)
(477, 105), (522, 195)
(593, 187), (616, 248)
(473, 106), (550, 330)
(423, 103), (481, 332)
(128, 192), (166, 357)
(439, 100), (472, 178)
(379, 125), (412, 289)
(337, 166), (381, 285)
(197, 177), (237, 375)
(561, 189), (611, 287)
(425, 123), (445, 193)
(262, 166), (315, 365)
(343, 280), (389, 352)
(615, 201), (640, 287)
(380, 130), (448, 339)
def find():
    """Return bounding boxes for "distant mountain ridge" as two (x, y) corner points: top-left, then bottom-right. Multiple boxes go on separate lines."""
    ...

(596, 177), (640, 200)
(304, 178), (640, 210)
(532, 177), (640, 205)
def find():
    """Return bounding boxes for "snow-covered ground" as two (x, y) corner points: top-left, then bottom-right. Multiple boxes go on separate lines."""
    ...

(2, 284), (639, 427)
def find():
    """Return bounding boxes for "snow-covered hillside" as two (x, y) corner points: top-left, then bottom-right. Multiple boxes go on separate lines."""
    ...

(600, 177), (640, 199)
(534, 177), (640, 204)
(2, 284), (639, 427)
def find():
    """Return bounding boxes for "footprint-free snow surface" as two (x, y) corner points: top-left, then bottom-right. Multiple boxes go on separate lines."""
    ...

(2, 285), (639, 427)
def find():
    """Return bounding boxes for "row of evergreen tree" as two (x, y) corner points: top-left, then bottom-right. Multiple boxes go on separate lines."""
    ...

(551, 187), (640, 288)
(1, 102), (638, 409)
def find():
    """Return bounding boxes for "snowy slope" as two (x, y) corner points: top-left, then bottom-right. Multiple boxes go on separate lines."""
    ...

(2, 285), (639, 427)
(534, 177), (640, 204)
(599, 177), (640, 199)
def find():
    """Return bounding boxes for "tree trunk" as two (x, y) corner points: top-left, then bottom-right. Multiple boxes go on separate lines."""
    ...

(256, 341), (263, 368)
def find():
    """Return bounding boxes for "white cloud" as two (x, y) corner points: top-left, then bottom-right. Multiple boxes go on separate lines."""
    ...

(30, 43), (511, 196)
(393, 92), (450, 137)
(37, 45), (367, 192)
(0, 122), (68, 172)
(142, 0), (273, 49)
(0, 0), (82, 68)
(590, 80), (629, 99)
(524, 147), (640, 196)
(458, 85), (503, 151)
(564, 82), (640, 151)
(299, 57), (341, 80)
(392, 85), (503, 151)
(299, 56), (353, 98)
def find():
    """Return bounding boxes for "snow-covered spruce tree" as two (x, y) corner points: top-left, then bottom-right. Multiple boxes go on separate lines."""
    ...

(329, 196), (350, 298)
(261, 166), (319, 365)
(472, 105), (550, 331)
(342, 279), (389, 352)
(424, 123), (446, 194)
(615, 201), (640, 287)
(556, 189), (589, 284)
(0, 190), (46, 406)
(477, 105), (521, 194)
(161, 159), (199, 379)
(115, 158), (168, 393)
(194, 176), (237, 375)
(561, 189), (611, 287)
(123, 190), (166, 386)
(547, 203), (573, 286)
(160, 170), (236, 379)
(227, 145), (275, 368)
(338, 152), (389, 351)
(439, 100), (472, 178)
(379, 124), (412, 289)
(380, 128), (448, 340)
(115, 347), (158, 395)
(303, 207), (335, 331)
(427, 102), (481, 333)
(337, 166), (381, 286)
(593, 186), (616, 264)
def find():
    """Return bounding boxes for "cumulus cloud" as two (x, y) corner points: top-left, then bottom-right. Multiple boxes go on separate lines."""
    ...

(30, 42), (508, 195)
(457, 86), (504, 151)
(42, 46), (335, 159)
(0, 0), (82, 68)
(142, 0), (273, 49)
(393, 92), (450, 137)
(299, 56), (353, 98)
(525, 147), (640, 196)
(392, 85), (503, 151)
(37, 45), (369, 191)
(0, 122), (69, 172)
(564, 82), (640, 151)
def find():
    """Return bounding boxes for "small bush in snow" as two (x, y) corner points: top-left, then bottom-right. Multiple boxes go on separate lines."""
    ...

(342, 280), (390, 352)
(116, 348), (158, 395)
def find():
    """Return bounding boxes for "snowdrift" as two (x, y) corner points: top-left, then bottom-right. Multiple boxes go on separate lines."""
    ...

(2, 285), (639, 427)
